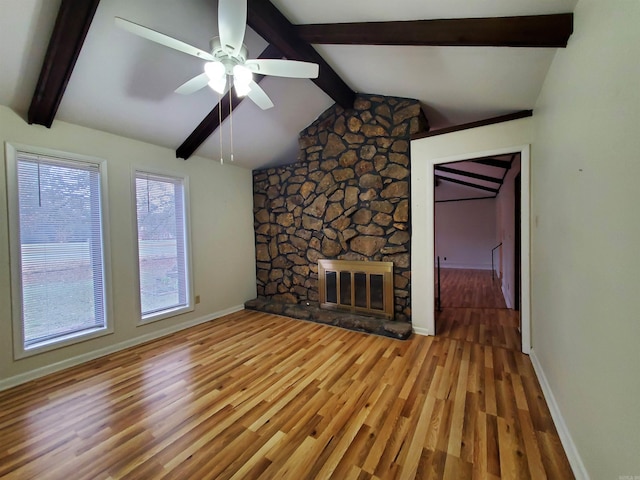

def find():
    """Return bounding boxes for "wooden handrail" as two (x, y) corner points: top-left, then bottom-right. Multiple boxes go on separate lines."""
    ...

(491, 243), (503, 280)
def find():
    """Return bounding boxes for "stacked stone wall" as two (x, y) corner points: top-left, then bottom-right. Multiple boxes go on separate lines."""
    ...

(252, 94), (425, 322)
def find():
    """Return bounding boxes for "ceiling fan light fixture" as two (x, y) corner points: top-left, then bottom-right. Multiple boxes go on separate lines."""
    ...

(233, 78), (251, 97)
(204, 61), (225, 79)
(208, 76), (227, 94)
(232, 64), (253, 96)
(204, 61), (227, 94)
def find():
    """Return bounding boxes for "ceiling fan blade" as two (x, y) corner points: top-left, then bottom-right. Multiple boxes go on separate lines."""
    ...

(175, 73), (210, 95)
(218, 0), (247, 55)
(247, 81), (274, 110)
(245, 59), (319, 79)
(115, 17), (214, 61)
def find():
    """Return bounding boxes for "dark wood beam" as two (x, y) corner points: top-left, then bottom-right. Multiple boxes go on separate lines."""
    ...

(247, 0), (355, 109)
(436, 195), (496, 203)
(435, 175), (499, 194)
(435, 165), (503, 184)
(176, 45), (282, 160)
(28, 0), (101, 127)
(473, 158), (512, 169)
(295, 14), (573, 48)
(411, 110), (532, 140)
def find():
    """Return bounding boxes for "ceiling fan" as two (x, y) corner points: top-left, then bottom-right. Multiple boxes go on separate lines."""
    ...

(115, 0), (319, 110)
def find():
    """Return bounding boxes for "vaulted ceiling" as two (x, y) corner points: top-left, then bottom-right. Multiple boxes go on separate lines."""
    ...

(1, 0), (577, 171)
(434, 154), (517, 202)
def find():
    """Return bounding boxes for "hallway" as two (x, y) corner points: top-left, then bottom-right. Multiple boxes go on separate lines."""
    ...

(436, 268), (521, 351)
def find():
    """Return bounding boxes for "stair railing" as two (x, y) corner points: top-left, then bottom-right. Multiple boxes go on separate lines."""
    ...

(491, 243), (503, 280)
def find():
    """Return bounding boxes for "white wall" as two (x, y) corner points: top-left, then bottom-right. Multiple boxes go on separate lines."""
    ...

(496, 157), (521, 308)
(0, 106), (257, 387)
(530, 0), (640, 477)
(435, 198), (497, 270)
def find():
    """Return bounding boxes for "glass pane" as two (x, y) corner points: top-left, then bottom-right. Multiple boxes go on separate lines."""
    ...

(370, 274), (384, 310)
(340, 271), (351, 305)
(17, 158), (105, 347)
(354, 273), (367, 308)
(136, 175), (188, 316)
(326, 271), (337, 303)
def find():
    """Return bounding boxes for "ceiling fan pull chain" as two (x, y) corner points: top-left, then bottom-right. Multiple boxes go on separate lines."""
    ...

(218, 91), (224, 165)
(229, 87), (234, 162)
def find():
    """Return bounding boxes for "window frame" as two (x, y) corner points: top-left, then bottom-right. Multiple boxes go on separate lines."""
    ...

(132, 167), (194, 325)
(5, 143), (114, 359)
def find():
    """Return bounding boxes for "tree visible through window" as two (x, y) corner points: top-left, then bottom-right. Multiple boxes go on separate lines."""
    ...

(135, 172), (190, 319)
(10, 151), (109, 351)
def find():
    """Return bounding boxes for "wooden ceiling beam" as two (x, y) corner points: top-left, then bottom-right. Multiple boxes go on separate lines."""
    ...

(411, 110), (532, 140)
(473, 158), (513, 169)
(247, 0), (355, 109)
(28, 0), (101, 127)
(435, 165), (503, 184)
(295, 14), (573, 48)
(176, 45), (281, 160)
(435, 175), (499, 194)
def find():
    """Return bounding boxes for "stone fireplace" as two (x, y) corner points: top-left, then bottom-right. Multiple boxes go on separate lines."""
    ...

(250, 94), (427, 328)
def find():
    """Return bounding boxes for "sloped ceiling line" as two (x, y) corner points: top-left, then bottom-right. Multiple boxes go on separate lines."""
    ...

(28, 0), (101, 127)
(294, 13), (573, 47)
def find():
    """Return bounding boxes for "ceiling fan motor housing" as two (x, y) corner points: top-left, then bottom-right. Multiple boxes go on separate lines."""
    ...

(210, 36), (248, 74)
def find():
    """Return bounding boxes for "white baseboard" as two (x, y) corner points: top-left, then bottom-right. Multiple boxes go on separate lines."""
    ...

(0, 304), (245, 392)
(501, 284), (513, 309)
(529, 349), (590, 480)
(412, 325), (433, 336)
(439, 263), (492, 270)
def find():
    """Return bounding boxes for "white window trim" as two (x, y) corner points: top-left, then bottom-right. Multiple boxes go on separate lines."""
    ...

(5, 143), (114, 359)
(131, 166), (194, 325)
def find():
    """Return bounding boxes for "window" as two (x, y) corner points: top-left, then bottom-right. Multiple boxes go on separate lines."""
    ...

(134, 170), (192, 322)
(5, 145), (112, 357)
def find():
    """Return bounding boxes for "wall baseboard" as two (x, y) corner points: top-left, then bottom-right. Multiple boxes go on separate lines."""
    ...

(501, 284), (513, 309)
(0, 304), (245, 392)
(439, 263), (492, 270)
(412, 325), (433, 336)
(529, 349), (590, 480)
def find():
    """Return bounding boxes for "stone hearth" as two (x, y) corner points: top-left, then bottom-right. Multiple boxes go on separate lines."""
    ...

(244, 298), (412, 340)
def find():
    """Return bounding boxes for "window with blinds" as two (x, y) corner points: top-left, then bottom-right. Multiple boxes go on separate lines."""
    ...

(6, 147), (111, 355)
(134, 171), (192, 321)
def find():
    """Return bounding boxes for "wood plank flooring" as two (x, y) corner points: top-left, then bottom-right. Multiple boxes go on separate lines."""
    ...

(436, 268), (521, 351)
(437, 268), (507, 309)
(0, 307), (573, 479)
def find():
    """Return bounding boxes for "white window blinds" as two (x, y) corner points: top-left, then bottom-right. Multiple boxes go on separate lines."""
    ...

(15, 152), (107, 348)
(135, 172), (190, 318)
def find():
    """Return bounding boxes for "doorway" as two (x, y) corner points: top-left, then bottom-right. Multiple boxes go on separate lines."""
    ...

(432, 155), (522, 350)
(411, 144), (531, 354)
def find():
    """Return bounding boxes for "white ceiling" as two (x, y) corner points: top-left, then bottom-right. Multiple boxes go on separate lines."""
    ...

(1, 0), (577, 171)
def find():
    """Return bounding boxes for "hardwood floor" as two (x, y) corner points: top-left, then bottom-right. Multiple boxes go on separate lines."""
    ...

(436, 268), (521, 351)
(0, 307), (573, 479)
(437, 268), (507, 309)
